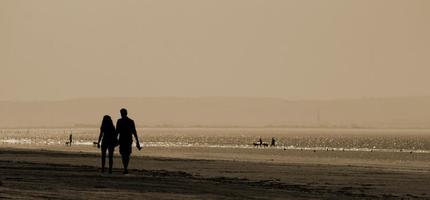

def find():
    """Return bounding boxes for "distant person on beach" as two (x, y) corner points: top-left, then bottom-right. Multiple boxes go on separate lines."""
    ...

(97, 115), (117, 173)
(271, 137), (276, 147)
(116, 108), (142, 174)
(259, 137), (263, 145)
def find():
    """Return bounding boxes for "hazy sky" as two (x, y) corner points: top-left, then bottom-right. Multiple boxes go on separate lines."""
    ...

(1, 0), (429, 101)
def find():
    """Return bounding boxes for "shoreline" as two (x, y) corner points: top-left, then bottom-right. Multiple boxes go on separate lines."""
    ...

(1, 144), (429, 169)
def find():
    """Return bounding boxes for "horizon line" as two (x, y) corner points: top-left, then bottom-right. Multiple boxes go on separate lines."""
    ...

(2, 95), (430, 103)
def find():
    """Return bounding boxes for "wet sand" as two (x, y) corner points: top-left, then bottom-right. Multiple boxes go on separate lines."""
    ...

(0, 147), (429, 199)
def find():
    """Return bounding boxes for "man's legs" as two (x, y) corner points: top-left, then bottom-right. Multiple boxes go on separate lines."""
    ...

(119, 143), (132, 174)
(121, 154), (130, 174)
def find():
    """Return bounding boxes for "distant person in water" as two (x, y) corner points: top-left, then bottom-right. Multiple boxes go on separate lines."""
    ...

(271, 137), (276, 147)
(97, 115), (117, 173)
(69, 133), (73, 146)
(116, 108), (142, 174)
(259, 137), (263, 145)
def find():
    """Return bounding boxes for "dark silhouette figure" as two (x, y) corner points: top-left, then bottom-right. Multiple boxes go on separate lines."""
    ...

(253, 138), (264, 147)
(97, 115), (117, 173)
(271, 137), (276, 147)
(253, 137), (269, 147)
(69, 133), (73, 146)
(116, 108), (141, 174)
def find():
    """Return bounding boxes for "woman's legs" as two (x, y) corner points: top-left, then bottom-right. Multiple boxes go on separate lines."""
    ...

(101, 146), (107, 172)
(108, 146), (114, 173)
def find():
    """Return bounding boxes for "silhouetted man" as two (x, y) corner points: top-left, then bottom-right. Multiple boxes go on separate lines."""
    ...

(116, 108), (141, 174)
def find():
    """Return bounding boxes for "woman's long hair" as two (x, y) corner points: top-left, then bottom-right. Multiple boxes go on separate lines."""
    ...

(101, 115), (115, 132)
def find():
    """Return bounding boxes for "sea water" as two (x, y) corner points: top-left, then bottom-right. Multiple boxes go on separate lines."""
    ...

(0, 128), (429, 153)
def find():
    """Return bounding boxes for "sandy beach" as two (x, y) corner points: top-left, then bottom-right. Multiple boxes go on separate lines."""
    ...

(0, 146), (429, 199)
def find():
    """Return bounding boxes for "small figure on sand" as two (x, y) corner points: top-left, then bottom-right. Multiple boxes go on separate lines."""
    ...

(116, 108), (142, 174)
(97, 115), (117, 173)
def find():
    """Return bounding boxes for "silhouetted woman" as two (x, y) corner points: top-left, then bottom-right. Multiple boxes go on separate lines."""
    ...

(97, 115), (117, 173)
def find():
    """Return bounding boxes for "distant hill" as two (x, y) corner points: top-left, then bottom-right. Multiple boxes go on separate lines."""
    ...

(1, 97), (430, 128)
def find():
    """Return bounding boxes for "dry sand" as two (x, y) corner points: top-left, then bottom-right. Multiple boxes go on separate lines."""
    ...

(0, 147), (429, 199)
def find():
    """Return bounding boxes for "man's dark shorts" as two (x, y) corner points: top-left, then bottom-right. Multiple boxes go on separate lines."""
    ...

(119, 142), (132, 155)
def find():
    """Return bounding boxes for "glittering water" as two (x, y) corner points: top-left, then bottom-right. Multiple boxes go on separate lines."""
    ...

(1, 128), (430, 153)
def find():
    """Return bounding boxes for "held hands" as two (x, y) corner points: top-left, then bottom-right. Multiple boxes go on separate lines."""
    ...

(136, 142), (142, 150)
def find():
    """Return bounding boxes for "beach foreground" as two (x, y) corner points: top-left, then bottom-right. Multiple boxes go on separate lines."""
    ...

(0, 148), (429, 199)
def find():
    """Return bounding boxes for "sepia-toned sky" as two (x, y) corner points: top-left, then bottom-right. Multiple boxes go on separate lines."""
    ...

(1, 0), (429, 101)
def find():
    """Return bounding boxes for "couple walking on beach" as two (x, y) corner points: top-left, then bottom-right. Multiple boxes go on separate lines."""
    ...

(97, 108), (142, 174)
